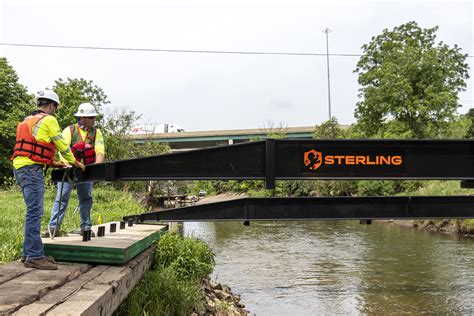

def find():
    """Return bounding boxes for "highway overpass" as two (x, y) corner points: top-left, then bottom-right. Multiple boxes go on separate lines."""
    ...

(130, 126), (315, 150)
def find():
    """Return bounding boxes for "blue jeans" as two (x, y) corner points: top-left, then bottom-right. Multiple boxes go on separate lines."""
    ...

(13, 164), (45, 260)
(49, 181), (93, 230)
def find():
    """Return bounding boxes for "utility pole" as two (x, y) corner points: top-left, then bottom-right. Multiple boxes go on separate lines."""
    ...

(322, 27), (332, 121)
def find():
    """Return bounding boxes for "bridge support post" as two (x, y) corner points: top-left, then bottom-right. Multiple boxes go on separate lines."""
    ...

(265, 139), (276, 189)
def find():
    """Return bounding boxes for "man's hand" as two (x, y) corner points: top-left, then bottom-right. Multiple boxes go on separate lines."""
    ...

(72, 160), (86, 172)
(51, 161), (67, 168)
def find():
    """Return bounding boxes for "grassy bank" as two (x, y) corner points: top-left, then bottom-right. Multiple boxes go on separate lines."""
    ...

(117, 232), (215, 315)
(0, 184), (146, 263)
(402, 180), (474, 233)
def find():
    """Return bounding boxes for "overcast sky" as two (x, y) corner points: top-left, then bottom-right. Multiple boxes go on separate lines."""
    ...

(0, 0), (472, 131)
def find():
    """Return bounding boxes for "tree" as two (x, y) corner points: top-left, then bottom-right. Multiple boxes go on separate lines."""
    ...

(102, 107), (139, 161)
(102, 107), (169, 160)
(101, 107), (170, 193)
(312, 117), (346, 139)
(52, 78), (109, 128)
(466, 109), (474, 138)
(354, 21), (470, 138)
(260, 121), (287, 139)
(0, 57), (35, 185)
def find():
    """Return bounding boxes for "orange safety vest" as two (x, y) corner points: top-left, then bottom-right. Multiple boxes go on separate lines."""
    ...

(70, 124), (96, 165)
(11, 112), (56, 165)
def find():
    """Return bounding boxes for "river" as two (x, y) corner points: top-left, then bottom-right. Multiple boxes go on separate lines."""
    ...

(183, 220), (474, 315)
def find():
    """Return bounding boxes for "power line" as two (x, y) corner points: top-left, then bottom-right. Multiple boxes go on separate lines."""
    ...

(0, 42), (472, 58)
(0, 42), (362, 56)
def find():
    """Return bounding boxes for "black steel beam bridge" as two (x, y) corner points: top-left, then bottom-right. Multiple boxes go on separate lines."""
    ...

(52, 139), (474, 222)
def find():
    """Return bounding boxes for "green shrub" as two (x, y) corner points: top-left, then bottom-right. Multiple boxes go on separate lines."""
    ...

(356, 180), (424, 196)
(463, 219), (474, 233)
(312, 180), (358, 196)
(117, 266), (203, 316)
(155, 232), (215, 281)
(357, 180), (397, 196)
(247, 189), (275, 197)
(118, 233), (215, 316)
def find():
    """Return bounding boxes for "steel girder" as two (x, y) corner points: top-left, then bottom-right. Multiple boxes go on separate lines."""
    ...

(123, 196), (474, 222)
(52, 139), (474, 189)
(49, 139), (474, 222)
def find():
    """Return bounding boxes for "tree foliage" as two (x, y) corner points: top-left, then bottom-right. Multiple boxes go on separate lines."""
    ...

(261, 121), (287, 139)
(354, 21), (470, 138)
(102, 107), (170, 162)
(52, 78), (109, 128)
(101, 107), (170, 192)
(0, 57), (35, 185)
(466, 109), (474, 138)
(102, 108), (139, 161)
(313, 117), (346, 139)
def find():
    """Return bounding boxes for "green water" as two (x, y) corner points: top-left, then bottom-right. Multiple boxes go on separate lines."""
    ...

(184, 221), (474, 315)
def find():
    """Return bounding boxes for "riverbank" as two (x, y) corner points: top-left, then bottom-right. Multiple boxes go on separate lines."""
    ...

(117, 231), (252, 315)
(198, 278), (249, 315)
(192, 193), (251, 315)
(383, 219), (474, 238)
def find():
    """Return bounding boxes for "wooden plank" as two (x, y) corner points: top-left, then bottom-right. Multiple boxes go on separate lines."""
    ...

(42, 223), (167, 265)
(42, 223), (167, 249)
(0, 263), (90, 314)
(46, 246), (155, 316)
(0, 261), (34, 286)
(15, 265), (110, 315)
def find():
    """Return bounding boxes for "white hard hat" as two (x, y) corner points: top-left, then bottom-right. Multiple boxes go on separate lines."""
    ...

(74, 102), (98, 117)
(37, 90), (60, 105)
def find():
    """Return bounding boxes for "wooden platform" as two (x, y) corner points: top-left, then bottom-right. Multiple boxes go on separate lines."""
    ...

(43, 223), (168, 265)
(0, 246), (156, 315)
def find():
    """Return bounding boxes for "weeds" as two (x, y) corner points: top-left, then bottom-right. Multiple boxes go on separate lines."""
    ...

(118, 233), (215, 316)
(118, 266), (204, 316)
(155, 232), (215, 281)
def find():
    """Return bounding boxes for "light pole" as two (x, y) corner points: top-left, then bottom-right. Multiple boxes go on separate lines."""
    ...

(322, 27), (332, 121)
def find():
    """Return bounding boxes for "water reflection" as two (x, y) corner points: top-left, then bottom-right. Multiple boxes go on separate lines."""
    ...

(184, 221), (474, 315)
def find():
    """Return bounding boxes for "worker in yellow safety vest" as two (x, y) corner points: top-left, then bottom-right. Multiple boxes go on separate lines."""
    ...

(47, 102), (105, 238)
(12, 90), (86, 270)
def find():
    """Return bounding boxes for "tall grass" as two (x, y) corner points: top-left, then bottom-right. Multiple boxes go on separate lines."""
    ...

(0, 184), (146, 263)
(118, 233), (215, 316)
(407, 180), (474, 196)
(155, 233), (215, 281)
(121, 266), (203, 316)
(401, 180), (474, 232)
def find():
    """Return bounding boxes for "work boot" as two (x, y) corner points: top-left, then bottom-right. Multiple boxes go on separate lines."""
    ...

(41, 227), (67, 238)
(24, 257), (58, 270)
(21, 256), (56, 264)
